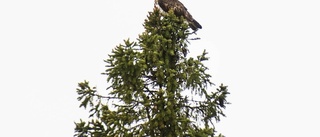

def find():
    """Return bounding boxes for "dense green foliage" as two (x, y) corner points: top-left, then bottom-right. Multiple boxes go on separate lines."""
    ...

(74, 8), (229, 137)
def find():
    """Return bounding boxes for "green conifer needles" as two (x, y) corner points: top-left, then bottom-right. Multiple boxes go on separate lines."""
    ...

(75, 8), (229, 137)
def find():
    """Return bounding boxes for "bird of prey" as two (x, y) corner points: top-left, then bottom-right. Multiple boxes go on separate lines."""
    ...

(155, 0), (202, 30)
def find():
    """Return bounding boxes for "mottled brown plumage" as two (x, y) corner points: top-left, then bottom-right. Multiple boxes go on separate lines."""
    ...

(156, 0), (202, 30)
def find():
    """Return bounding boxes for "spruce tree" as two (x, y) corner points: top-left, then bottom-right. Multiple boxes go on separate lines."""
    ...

(74, 8), (229, 137)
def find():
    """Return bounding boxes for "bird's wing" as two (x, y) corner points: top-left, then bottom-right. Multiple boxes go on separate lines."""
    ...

(172, 0), (188, 16)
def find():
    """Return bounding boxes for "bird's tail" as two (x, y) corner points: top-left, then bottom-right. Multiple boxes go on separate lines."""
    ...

(189, 19), (202, 30)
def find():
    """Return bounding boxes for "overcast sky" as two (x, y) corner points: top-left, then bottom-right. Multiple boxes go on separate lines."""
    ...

(1, 0), (320, 137)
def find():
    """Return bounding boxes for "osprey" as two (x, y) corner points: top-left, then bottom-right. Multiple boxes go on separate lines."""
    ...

(156, 0), (202, 30)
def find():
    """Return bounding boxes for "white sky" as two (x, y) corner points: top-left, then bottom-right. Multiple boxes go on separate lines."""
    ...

(1, 0), (320, 136)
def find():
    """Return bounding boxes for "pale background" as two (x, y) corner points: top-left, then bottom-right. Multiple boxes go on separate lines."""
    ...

(1, 0), (319, 136)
